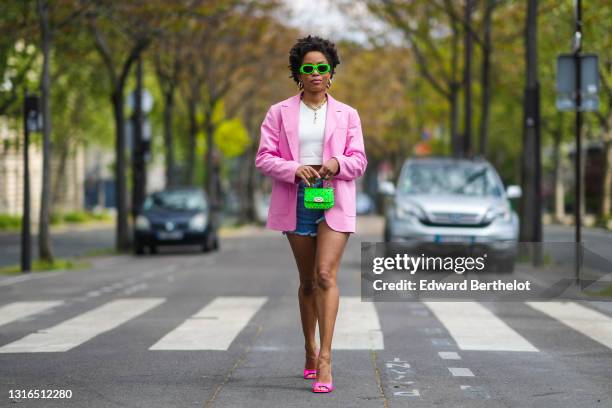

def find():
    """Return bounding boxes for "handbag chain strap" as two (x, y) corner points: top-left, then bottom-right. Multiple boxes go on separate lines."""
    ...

(310, 177), (332, 188)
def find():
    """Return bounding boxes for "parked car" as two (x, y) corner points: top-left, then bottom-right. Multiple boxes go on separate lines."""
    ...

(356, 191), (375, 215)
(134, 188), (218, 254)
(383, 157), (521, 272)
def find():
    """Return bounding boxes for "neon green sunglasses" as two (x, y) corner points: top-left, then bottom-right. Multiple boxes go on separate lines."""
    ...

(299, 63), (331, 75)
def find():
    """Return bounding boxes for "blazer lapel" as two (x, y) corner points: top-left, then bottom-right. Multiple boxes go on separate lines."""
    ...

(323, 93), (340, 153)
(280, 93), (301, 161)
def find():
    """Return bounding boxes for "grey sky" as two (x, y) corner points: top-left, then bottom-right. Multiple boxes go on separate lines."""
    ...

(280, 0), (386, 46)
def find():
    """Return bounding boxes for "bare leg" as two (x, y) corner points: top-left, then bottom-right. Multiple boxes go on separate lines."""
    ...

(286, 233), (319, 371)
(314, 220), (349, 385)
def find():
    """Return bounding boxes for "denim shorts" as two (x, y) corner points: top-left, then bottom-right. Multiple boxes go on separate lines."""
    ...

(282, 179), (326, 237)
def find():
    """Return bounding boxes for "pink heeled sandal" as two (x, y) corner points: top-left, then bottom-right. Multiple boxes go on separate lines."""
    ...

(303, 348), (319, 379)
(303, 369), (317, 379)
(312, 381), (334, 393)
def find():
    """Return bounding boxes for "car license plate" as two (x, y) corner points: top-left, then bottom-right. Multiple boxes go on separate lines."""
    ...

(434, 235), (474, 243)
(157, 231), (184, 240)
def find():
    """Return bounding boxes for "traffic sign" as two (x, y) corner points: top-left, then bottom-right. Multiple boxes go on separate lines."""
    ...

(556, 53), (599, 111)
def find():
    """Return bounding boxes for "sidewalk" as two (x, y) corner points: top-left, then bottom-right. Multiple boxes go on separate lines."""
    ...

(0, 219), (114, 237)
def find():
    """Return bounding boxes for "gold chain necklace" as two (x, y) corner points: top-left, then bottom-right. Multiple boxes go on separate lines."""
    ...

(302, 96), (327, 124)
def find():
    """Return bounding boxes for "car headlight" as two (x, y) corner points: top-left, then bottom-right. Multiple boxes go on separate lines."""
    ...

(395, 203), (426, 221)
(483, 206), (511, 223)
(189, 213), (207, 231)
(135, 215), (150, 231)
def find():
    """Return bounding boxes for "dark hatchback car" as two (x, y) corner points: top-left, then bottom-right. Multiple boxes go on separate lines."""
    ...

(134, 188), (218, 254)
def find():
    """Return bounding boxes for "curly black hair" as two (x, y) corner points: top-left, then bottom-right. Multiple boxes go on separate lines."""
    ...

(288, 35), (340, 85)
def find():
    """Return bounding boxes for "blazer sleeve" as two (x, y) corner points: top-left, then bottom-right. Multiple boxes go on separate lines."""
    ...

(255, 106), (302, 184)
(332, 108), (368, 181)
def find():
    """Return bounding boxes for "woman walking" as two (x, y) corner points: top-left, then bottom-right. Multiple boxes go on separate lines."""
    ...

(255, 35), (367, 394)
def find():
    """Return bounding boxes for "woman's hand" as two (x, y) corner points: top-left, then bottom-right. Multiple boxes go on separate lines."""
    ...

(319, 158), (339, 180)
(295, 165), (321, 186)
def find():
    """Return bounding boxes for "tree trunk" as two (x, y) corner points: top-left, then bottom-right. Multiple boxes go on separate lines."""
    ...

(599, 112), (612, 219)
(552, 113), (565, 223)
(601, 131), (612, 219)
(519, 0), (542, 243)
(163, 87), (175, 187)
(462, 0), (474, 157)
(449, 82), (460, 157)
(450, 14), (461, 157)
(186, 94), (197, 185)
(112, 90), (130, 251)
(579, 126), (587, 221)
(236, 129), (255, 224)
(203, 108), (222, 236)
(52, 139), (69, 209)
(479, 0), (493, 157)
(241, 105), (258, 224)
(204, 110), (217, 206)
(246, 143), (257, 222)
(131, 57), (146, 219)
(37, 0), (54, 263)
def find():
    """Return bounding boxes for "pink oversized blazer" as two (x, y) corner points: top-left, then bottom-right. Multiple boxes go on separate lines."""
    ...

(255, 92), (368, 233)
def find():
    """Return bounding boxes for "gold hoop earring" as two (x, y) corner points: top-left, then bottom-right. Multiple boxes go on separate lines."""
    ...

(326, 78), (332, 88)
(298, 80), (304, 89)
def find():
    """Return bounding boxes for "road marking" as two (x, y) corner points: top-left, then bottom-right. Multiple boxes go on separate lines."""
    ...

(0, 301), (64, 327)
(0, 272), (66, 287)
(323, 296), (383, 350)
(460, 385), (490, 399)
(0, 298), (164, 353)
(149, 296), (267, 350)
(421, 327), (444, 335)
(438, 351), (461, 360)
(424, 302), (539, 352)
(526, 301), (612, 350)
(431, 338), (453, 347)
(448, 367), (474, 377)
(384, 356), (419, 398)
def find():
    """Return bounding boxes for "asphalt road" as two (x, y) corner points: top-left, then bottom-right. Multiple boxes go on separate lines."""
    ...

(1, 220), (610, 269)
(0, 217), (611, 407)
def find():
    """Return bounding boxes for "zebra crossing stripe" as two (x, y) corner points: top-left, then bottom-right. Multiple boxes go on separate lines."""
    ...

(526, 301), (612, 350)
(149, 296), (267, 351)
(448, 367), (474, 377)
(424, 302), (538, 352)
(0, 301), (64, 327)
(0, 298), (165, 353)
(325, 296), (384, 350)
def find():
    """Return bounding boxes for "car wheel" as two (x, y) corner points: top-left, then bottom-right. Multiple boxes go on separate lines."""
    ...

(212, 235), (219, 251)
(202, 232), (216, 253)
(202, 236), (211, 253)
(383, 224), (391, 243)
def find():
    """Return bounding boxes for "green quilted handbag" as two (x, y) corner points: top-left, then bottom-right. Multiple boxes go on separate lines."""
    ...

(304, 178), (335, 210)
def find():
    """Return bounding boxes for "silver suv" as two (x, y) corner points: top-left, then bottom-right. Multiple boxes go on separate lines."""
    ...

(382, 157), (521, 272)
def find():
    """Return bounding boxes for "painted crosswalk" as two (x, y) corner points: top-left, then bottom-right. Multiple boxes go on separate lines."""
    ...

(0, 298), (165, 353)
(526, 301), (612, 350)
(424, 301), (539, 352)
(0, 301), (64, 327)
(323, 296), (384, 350)
(1, 297), (612, 354)
(149, 296), (268, 350)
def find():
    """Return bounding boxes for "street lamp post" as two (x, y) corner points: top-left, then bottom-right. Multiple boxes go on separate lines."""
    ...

(556, 3), (599, 285)
(573, 0), (582, 284)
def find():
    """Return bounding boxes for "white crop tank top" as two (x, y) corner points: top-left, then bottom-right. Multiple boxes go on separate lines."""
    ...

(298, 99), (327, 165)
